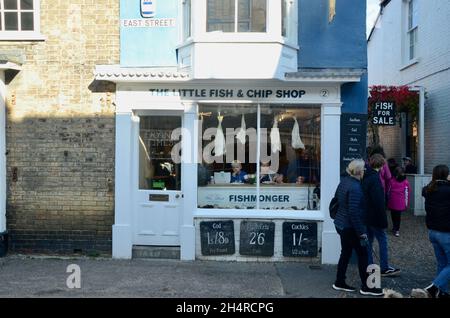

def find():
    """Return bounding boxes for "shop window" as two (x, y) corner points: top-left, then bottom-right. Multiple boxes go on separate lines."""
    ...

(0, 0), (41, 40)
(207, 0), (266, 33)
(197, 104), (321, 211)
(138, 115), (181, 191)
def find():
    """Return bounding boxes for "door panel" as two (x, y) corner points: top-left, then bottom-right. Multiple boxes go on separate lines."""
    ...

(133, 113), (183, 246)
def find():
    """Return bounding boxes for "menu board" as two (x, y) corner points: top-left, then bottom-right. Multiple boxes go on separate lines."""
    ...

(340, 113), (367, 174)
(282, 222), (318, 257)
(239, 221), (275, 256)
(200, 220), (235, 255)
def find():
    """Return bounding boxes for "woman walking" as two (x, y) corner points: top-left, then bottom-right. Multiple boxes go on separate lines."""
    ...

(332, 159), (383, 296)
(422, 164), (450, 298)
(387, 166), (411, 237)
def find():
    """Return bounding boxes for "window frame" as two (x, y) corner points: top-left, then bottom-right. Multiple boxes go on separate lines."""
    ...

(206, 0), (267, 34)
(406, 0), (418, 61)
(0, 0), (44, 41)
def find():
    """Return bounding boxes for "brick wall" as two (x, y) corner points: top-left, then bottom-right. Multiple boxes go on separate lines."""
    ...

(3, 1), (119, 254)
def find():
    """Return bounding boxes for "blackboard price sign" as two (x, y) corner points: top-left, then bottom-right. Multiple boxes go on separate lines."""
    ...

(340, 113), (367, 174)
(283, 222), (318, 257)
(200, 220), (235, 255)
(239, 221), (275, 256)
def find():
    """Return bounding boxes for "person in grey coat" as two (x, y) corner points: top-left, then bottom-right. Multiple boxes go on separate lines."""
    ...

(332, 159), (383, 296)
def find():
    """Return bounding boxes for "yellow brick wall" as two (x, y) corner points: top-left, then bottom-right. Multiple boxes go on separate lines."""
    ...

(3, 0), (119, 254)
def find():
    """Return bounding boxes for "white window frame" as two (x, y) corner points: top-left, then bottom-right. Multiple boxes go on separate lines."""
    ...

(188, 0), (297, 48)
(0, 0), (45, 41)
(407, 0), (418, 61)
(182, 0), (192, 41)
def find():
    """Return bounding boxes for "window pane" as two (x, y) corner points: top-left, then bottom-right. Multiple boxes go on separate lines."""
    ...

(260, 105), (321, 210)
(21, 11), (33, 30)
(4, 0), (18, 10)
(198, 104), (257, 209)
(238, 0), (266, 32)
(5, 12), (18, 30)
(20, 0), (33, 10)
(282, 0), (288, 37)
(183, 0), (191, 39)
(139, 115), (182, 191)
(207, 0), (235, 32)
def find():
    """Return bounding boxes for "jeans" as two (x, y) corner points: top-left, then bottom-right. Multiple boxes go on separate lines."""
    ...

(335, 227), (369, 288)
(429, 229), (450, 293)
(367, 226), (389, 271)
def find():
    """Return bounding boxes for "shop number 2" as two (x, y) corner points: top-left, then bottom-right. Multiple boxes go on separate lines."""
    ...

(250, 232), (265, 245)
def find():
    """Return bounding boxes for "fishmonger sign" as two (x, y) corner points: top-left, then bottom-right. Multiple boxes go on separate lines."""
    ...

(372, 101), (396, 125)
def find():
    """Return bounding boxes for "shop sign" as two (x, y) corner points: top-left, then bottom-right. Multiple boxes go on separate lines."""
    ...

(149, 88), (307, 99)
(340, 113), (367, 174)
(200, 220), (235, 255)
(372, 101), (396, 125)
(239, 221), (275, 257)
(282, 222), (318, 257)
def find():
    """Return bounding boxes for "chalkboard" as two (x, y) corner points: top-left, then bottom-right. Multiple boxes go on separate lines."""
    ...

(200, 220), (235, 255)
(340, 113), (367, 174)
(282, 222), (318, 257)
(372, 101), (396, 126)
(239, 221), (275, 256)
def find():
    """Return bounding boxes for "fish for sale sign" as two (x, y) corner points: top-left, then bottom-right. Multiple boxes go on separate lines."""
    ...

(372, 101), (396, 125)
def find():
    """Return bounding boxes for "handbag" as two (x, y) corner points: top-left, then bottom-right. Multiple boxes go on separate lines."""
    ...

(329, 196), (339, 219)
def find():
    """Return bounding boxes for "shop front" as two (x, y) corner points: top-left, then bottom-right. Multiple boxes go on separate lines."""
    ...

(94, 68), (361, 264)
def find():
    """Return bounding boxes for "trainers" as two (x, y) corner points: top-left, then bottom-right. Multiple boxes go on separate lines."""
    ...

(360, 286), (384, 296)
(381, 267), (401, 277)
(424, 284), (439, 298)
(437, 291), (450, 298)
(394, 231), (400, 237)
(332, 282), (356, 292)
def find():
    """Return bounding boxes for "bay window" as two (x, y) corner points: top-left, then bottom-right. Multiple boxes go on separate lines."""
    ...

(197, 104), (321, 211)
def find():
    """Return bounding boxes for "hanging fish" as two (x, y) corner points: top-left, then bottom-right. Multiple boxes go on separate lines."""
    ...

(270, 117), (282, 153)
(236, 114), (246, 144)
(291, 117), (305, 149)
(214, 113), (226, 156)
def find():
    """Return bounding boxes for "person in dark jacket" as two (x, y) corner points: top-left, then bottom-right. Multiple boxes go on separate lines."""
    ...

(332, 159), (383, 296)
(362, 154), (400, 277)
(421, 164), (450, 298)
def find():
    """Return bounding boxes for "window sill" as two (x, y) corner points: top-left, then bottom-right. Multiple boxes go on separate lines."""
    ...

(0, 33), (46, 41)
(177, 36), (299, 51)
(400, 58), (419, 71)
(194, 208), (325, 221)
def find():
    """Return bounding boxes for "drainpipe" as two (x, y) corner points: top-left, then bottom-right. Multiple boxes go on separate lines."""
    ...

(0, 71), (7, 256)
(418, 86), (425, 175)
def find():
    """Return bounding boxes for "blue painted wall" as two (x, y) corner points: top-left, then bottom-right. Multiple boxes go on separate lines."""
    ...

(298, 0), (367, 69)
(120, 0), (179, 67)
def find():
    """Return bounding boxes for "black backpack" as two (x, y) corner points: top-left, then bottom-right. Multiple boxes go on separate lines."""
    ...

(329, 196), (339, 219)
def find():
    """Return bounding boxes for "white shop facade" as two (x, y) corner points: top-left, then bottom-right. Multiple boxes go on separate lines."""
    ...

(95, 69), (363, 264)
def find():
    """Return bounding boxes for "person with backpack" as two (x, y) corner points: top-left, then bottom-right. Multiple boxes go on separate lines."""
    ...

(387, 166), (411, 237)
(332, 159), (383, 296)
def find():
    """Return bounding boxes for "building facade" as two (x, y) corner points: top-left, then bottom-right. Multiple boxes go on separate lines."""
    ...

(368, 0), (450, 173)
(1, 0), (368, 264)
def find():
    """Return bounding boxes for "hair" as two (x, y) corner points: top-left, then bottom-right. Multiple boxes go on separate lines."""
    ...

(369, 153), (386, 169)
(346, 159), (366, 178)
(370, 145), (386, 158)
(387, 158), (399, 176)
(426, 164), (449, 193)
(231, 160), (242, 169)
(394, 166), (406, 182)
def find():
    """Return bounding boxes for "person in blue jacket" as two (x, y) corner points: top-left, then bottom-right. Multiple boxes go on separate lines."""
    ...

(230, 160), (248, 183)
(332, 159), (383, 296)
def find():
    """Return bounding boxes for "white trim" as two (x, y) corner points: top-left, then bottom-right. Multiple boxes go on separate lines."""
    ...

(194, 209), (325, 221)
(399, 57), (419, 71)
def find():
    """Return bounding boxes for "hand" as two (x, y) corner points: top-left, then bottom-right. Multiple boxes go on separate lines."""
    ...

(359, 234), (369, 247)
